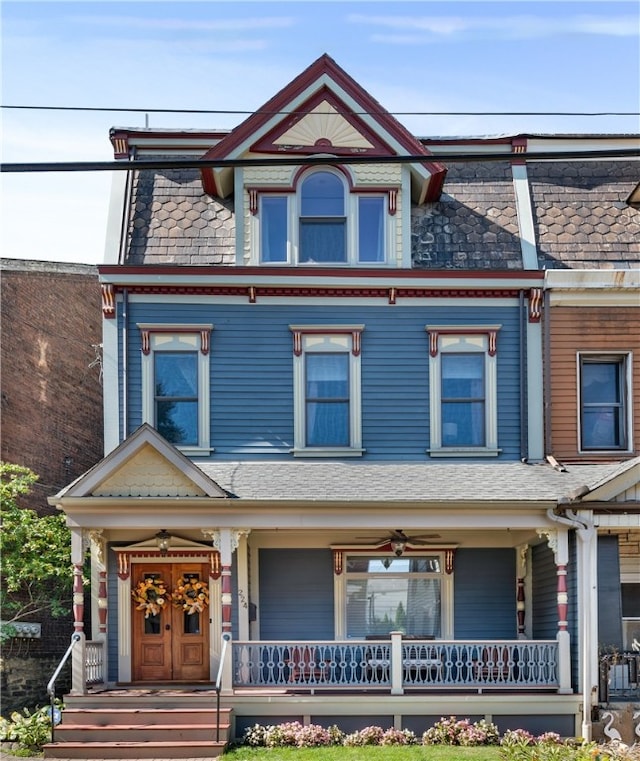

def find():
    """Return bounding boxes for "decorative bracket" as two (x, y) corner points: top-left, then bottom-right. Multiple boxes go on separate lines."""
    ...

(101, 284), (115, 318)
(529, 288), (542, 322)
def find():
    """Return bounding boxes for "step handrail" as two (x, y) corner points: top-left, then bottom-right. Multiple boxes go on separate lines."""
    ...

(47, 633), (81, 744)
(215, 632), (231, 742)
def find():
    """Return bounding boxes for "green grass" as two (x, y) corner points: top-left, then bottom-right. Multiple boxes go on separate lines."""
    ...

(224, 746), (503, 760)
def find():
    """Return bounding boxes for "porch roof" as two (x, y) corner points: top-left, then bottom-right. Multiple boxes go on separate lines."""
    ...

(196, 459), (631, 504)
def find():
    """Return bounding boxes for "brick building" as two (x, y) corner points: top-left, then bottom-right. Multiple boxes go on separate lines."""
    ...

(0, 257), (103, 710)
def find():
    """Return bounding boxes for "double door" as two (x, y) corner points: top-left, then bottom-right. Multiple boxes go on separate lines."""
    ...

(131, 563), (211, 682)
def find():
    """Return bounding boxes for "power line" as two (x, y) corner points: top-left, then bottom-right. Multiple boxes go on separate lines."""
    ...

(2, 149), (639, 174)
(2, 104), (639, 117)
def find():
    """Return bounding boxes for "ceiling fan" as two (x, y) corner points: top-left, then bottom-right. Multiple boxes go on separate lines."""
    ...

(355, 529), (441, 556)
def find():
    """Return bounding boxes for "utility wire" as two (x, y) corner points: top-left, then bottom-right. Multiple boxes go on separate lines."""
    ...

(2, 149), (639, 174)
(2, 104), (639, 117)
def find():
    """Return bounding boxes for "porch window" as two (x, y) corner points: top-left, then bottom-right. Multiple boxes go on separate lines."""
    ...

(138, 324), (212, 454)
(290, 325), (364, 456)
(579, 354), (629, 451)
(426, 326), (501, 457)
(345, 555), (443, 638)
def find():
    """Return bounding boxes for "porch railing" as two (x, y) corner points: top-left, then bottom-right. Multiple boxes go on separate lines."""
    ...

(85, 640), (104, 685)
(232, 639), (558, 691)
(599, 652), (640, 702)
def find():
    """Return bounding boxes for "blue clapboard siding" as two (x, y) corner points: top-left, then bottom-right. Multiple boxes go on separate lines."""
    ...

(453, 548), (516, 637)
(568, 534), (579, 687)
(259, 549), (334, 640)
(598, 535), (623, 650)
(531, 543), (557, 639)
(107, 547), (119, 683)
(123, 301), (522, 460)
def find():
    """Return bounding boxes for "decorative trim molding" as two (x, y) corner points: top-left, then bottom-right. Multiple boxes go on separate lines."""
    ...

(290, 324), (364, 356)
(426, 327), (499, 357)
(138, 325), (212, 355)
(115, 549), (220, 580)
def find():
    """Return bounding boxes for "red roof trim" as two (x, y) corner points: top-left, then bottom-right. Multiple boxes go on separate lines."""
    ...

(251, 86), (395, 157)
(104, 283), (529, 302)
(200, 54), (446, 192)
(99, 264), (543, 281)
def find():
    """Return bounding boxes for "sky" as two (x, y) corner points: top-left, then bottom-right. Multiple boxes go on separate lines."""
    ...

(1, 0), (639, 266)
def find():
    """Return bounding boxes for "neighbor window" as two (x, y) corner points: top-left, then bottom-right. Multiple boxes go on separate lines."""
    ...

(344, 554), (447, 639)
(254, 168), (392, 266)
(426, 327), (501, 457)
(290, 325), (364, 456)
(579, 355), (629, 451)
(138, 324), (212, 454)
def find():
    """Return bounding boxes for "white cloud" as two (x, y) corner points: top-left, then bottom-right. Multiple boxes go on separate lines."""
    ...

(348, 13), (640, 40)
(69, 14), (296, 31)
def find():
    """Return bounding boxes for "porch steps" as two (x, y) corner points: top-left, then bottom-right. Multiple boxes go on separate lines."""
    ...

(42, 706), (231, 760)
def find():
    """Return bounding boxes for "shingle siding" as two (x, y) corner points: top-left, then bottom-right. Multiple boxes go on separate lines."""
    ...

(127, 164), (236, 265)
(529, 161), (640, 269)
(411, 162), (523, 270)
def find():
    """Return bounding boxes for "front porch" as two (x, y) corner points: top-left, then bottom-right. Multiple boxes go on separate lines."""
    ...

(65, 632), (582, 742)
(232, 637), (559, 693)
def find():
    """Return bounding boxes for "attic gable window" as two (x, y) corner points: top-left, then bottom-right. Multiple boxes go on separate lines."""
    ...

(300, 171), (346, 263)
(252, 168), (393, 267)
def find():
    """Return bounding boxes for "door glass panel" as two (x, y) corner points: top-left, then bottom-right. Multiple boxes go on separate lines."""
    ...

(184, 611), (201, 634)
(145, 612), (161, 635)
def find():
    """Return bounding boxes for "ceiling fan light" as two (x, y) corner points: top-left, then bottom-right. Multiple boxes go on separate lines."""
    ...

(391, 538), (406, 557)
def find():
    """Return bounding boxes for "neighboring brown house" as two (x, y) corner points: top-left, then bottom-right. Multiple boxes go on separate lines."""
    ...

(0, 257), (103, 710)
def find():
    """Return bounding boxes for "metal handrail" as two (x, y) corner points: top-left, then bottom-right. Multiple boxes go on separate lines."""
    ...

(46, 633), (81, 744)
(215, 633), (231, 743)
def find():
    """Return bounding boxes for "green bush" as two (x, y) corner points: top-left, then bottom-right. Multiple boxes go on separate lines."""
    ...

(0, 704), (57, 752)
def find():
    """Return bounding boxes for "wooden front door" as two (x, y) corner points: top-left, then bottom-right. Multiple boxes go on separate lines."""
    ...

(131, 563), (211, 682)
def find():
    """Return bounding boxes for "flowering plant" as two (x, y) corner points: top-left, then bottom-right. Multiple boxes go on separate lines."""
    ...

(172, 576), (209, 614)
(132, 577), (169, 618)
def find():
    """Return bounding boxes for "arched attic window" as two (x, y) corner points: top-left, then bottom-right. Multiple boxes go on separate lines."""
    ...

(299, 170), (346, 263)
(253, 166), (393, 267)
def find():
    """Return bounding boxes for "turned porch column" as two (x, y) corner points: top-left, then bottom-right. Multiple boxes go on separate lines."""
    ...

(539, 527), (572, 694)
(70, 528), (87, 695)
(203, 528), (249, 694)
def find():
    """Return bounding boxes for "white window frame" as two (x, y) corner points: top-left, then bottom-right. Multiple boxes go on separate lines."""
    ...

(334, 551), (454, 639)
(289, 325), (364, 457)
(577, 352), (631, 453)
(138, 323), (212, 455)
(426, 326), (501, 457)
(251, 168), (396, 267)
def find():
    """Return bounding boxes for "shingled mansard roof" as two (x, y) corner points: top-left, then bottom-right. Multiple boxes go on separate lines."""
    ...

(111, 54), (639, 270)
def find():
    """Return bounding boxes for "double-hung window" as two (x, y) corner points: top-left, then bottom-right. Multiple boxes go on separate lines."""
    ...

(579, 354), (629, 451)
(290, 325), (364, 456)
(254, 168), (392, 266)
(340, 553), (452, 639)
(299, 171), (346, 263)
(138, 324), (212, 454)
(426, 326), (501, 457)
